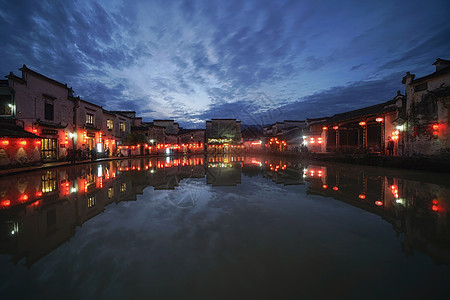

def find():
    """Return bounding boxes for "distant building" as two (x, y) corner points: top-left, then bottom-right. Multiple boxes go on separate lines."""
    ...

(205, 119), (242, 153)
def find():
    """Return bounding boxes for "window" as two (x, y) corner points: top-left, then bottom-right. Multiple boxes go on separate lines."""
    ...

(88, 196), (96, 208)
(45, 103), (54, 121)
(86, 113), (94, 125)
(119, 122), (126, 132)
(108, 187), (114, 199)
(41, 138), (57, 160)
(120, 183), (127, 192)
(107, 119), (113, 130)
(0, 95), (13, 116)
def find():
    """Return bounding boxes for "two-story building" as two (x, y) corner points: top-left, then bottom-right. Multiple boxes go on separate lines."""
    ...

(402, 58), (450, 156)
(5, 65), (75, 161)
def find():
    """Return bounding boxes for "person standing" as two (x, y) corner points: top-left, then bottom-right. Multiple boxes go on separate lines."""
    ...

(387, 137), (394, 156)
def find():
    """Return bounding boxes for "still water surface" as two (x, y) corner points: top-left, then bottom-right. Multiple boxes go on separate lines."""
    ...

(1, 155), (449, 299)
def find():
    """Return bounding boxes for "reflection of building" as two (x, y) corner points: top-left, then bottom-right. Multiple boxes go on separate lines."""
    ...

(305, 163), (450, 264)
(206, 156), (242, 186)
(0, 156), (207, 266)
(206, 119), (242, 153)
(262, 159), (306, 185)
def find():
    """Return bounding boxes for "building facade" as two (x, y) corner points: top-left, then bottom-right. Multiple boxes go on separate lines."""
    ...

(205, 119), (242, 153)
(5, 65), (76, 161)
(402, 58), (450, 156)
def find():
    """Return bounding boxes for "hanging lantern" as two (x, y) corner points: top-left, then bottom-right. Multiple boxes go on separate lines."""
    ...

(332, 126), (339, 130)
(375, 117), (383, 123)
(359, 121), (366, 126)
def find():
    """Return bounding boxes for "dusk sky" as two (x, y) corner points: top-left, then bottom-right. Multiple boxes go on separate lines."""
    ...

(1, 0), (449, 127)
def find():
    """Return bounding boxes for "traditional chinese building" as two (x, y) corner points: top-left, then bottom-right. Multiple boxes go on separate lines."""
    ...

(402, 58), (450, 156)
(321, 94), (403, 154)
(205, 119), (242, 153)
(5, 65), (76, 161)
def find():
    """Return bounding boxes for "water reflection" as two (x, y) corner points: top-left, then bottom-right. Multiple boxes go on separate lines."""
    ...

(0, 155), (449, 268)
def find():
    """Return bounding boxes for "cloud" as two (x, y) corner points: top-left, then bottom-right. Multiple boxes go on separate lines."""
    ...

(1, 0), (449, 128)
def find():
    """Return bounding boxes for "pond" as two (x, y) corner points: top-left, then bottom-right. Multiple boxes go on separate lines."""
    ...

(1, 155), (449, 299)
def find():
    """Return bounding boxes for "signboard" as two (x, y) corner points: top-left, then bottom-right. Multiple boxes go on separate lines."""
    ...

(42, 129), (58, 135)
(86, 133), (95, 138)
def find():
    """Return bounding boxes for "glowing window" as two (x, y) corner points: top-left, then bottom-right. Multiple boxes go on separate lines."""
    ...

(86, 113), (94, 125)
(87, 196), (96, 208)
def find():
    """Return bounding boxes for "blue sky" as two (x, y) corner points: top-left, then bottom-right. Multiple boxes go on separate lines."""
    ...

(1, 0), (449, 127)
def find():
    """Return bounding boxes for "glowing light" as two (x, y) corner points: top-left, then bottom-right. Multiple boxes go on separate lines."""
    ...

(375, 201), (383, 206)
(359, 121), (366, 126)
(333, 186), (338, 191)
(432, 124), (439, 131)
(36, 191), (43, 197)
(432, 205), (439, 212)
(375, 117), (383, 122)
(322, 185), (328, 189)
(2, 140), (9, 146)
(322, 127), (328, 130)
(396, 125), (404, 131)
(333, 126), (339, 130)
(358, 194), (366, 199)
(19, 194), (29, 201)
(1, 200), (11, 207)
(20, 140), (27, 146)
(432, 199), (438, 205)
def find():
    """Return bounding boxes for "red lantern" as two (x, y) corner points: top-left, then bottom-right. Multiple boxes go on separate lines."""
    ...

(375, 117), (383, 123)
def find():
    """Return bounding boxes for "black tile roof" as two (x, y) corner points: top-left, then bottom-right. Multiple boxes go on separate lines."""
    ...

(325, 100), (397, 124)
(411, 66), (450, 85)
(0, 120), (41, 139)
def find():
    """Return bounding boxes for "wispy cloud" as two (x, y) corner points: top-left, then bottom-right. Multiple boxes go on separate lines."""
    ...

(1, 0), (449, 127)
